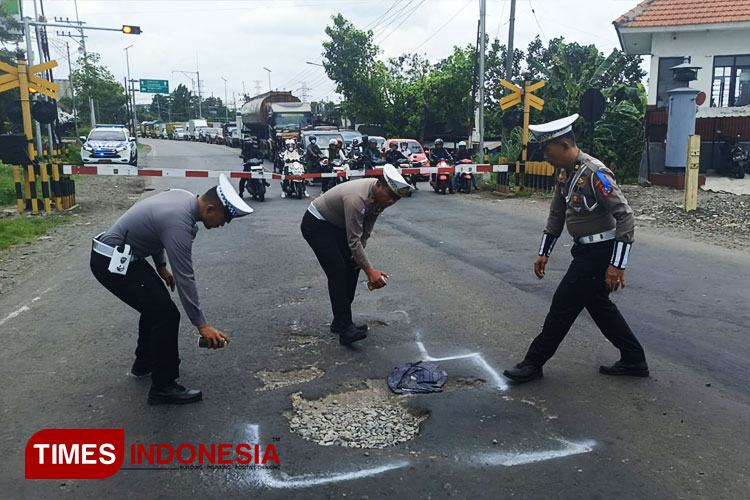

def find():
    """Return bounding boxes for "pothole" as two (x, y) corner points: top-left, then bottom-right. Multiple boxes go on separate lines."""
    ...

(443, 376), (485, 391)
(255, 366), (325, 392)
(285, 380), (429, 449)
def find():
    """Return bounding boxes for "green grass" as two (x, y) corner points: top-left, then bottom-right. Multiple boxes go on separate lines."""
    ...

(0, 163), (16, 205)
(0, 215), (72, 250)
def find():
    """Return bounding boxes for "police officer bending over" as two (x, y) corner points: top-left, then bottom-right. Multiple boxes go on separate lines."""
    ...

(90, 175), (253, 404)
(301, 165), (413, 345)
(503, 114), (648, 383)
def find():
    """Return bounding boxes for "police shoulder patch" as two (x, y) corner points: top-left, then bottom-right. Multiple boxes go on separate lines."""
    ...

(593, 170), (613, 196)
(361, 207), (367, 215)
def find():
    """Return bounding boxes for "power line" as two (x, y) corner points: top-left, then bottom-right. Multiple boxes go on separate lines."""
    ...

(494, 0), (508, 41)
(410, 0), (473, 53)
(375, 0), (424, 45)
(528, 0), (547, 44)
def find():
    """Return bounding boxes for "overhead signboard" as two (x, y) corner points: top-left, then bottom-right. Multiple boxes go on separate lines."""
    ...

(139, 79), (169, 93)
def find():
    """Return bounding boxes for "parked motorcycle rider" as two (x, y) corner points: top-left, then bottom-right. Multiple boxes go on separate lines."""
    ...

(429, 138), (453, 187)
(429, 138), (453, 165)
(272, 133), (284, 173)
(305, 135), (326, 174)
(239, 140), (268, 197)
(451, 141), (479, 191)
(385, 141), (408, 165)
(323, 138), (348, 193)
(397, 141), (420, 190)
(281, 139), (307, 198)
(362, 138), (383, 169)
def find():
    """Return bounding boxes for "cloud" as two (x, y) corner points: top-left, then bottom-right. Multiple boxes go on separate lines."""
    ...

(23, 0), (639, 106)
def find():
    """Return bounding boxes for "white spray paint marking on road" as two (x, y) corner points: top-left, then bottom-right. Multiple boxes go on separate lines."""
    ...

(392, 310), (411, 324)
(0, 288), (52, 326)
(241, 424), (409, 489)
(415, 339), (509, 391)
(471, 438), (596, 466)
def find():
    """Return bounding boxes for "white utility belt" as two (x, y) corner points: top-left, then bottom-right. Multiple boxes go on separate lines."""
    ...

(574, 229), (616, 245)
(92, 233), (137, 275)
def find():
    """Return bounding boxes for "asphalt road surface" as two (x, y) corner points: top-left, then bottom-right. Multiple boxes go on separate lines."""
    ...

(2, 138), (748, 499)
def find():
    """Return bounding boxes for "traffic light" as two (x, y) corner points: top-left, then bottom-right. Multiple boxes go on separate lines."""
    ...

(122, 25), (142, 35)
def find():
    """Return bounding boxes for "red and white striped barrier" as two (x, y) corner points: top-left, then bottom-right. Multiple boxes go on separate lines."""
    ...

(62, 164), (509, 180)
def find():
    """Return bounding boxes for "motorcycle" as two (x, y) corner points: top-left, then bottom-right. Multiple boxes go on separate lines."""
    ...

(455, 159), (475, 194)
(242, 158), (268, 202)
(394, 157), (423, 189)
(282, 158), (307, 199)
(729, 142), (749, 180)
(430, 159), (453, 194)
(330, 158), (350, 186)
(719, 135), (748, 179)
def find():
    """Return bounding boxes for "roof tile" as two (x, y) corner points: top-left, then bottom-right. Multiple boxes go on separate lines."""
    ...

(615, 0), (750, 27)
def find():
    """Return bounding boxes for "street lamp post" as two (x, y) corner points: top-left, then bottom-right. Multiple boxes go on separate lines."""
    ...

(263, 67), (272, 92)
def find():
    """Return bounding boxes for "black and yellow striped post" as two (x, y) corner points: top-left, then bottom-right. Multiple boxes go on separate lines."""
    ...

(25, 164), (38, 212)
(51, 164), (62, 210)
(40, 162), (51, 212)
(13, 165), (24, 213)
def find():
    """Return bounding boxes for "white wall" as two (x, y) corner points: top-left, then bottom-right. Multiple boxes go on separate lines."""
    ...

(647, 27), (750, 108)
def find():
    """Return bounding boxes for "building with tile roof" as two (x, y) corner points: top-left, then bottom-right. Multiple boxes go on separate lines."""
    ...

(614, 0), (750, 177)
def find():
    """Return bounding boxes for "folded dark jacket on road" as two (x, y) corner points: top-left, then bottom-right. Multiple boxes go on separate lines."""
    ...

(387, 361), (447, 394)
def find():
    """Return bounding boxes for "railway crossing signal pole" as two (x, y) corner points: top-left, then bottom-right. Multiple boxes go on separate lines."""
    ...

(499, 79), (545, 190)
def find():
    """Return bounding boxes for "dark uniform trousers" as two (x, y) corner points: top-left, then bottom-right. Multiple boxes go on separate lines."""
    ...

(301, 211), (360, 328)
(90, 251), (180, 387)
(524, 240), (646, 366)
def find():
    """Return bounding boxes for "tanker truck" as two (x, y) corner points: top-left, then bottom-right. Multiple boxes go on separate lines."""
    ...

(239, 91), (313, 158)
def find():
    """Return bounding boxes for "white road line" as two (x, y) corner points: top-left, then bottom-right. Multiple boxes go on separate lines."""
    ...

(472, 438), (596, 467)
(0, 288), (52, 326)
(242, 424), (409, 489)
(415, 341), (509, 391)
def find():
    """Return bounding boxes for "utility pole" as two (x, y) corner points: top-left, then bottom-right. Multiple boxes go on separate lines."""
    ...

(173, 70), (201, 117)
(22, 18), (43, 155)
(66, 41), (79, 138)
(506, 0), (516, 82)
(221, 77), (228, 120)
(124, 44), (137, 137)
(478, 0), (486, 161)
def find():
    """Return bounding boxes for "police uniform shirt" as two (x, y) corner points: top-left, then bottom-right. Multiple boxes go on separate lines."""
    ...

(541, 150), (635, 268)
(99, 189), (207, 326)
(310, 178), (379, 270)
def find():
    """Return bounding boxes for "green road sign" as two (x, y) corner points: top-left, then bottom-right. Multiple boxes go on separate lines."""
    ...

(139, 79), (169, 93)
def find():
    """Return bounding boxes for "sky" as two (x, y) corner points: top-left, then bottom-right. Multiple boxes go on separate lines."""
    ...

(13, 0), (645, 107)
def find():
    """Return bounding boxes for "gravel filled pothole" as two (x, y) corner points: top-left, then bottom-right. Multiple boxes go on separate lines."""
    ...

(285, 380), (429, 449)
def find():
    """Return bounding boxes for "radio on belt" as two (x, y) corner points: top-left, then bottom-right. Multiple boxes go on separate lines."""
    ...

(107, 244), (132, 275)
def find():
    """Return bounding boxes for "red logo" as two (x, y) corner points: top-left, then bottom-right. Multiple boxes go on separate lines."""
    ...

(25, 429), (125, 479)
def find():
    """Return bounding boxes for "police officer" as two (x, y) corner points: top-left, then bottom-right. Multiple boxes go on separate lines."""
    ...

(503, 114), (648, 383)
(90, 174), (253, 404)
(301, 164), (413, 345)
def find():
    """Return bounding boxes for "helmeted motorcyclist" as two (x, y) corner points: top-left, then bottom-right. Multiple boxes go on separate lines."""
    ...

(451, 140), (479, 191)
(429, 138), (452, 165)
(399, 141), (411, 158)
(322, 138), (348, 193)
(384, 141), (408, 165)
(281, 138), (306, 198)
(239, 140), (265, 197)
(362, 138), (383, 169)
(305, 135), (325, 173)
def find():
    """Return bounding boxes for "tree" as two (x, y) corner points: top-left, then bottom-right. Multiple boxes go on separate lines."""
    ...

(0, 7), (22, 133)
(68, 52), (127, 125)
(322, 14), (387, 124)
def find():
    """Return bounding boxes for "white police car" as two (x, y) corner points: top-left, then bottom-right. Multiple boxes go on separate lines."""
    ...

(80, 125), (137, 166)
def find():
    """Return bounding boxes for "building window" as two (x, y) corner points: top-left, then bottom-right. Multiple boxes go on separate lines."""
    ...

(656, 57), (686, 108)
(712, 55), (750, 107)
